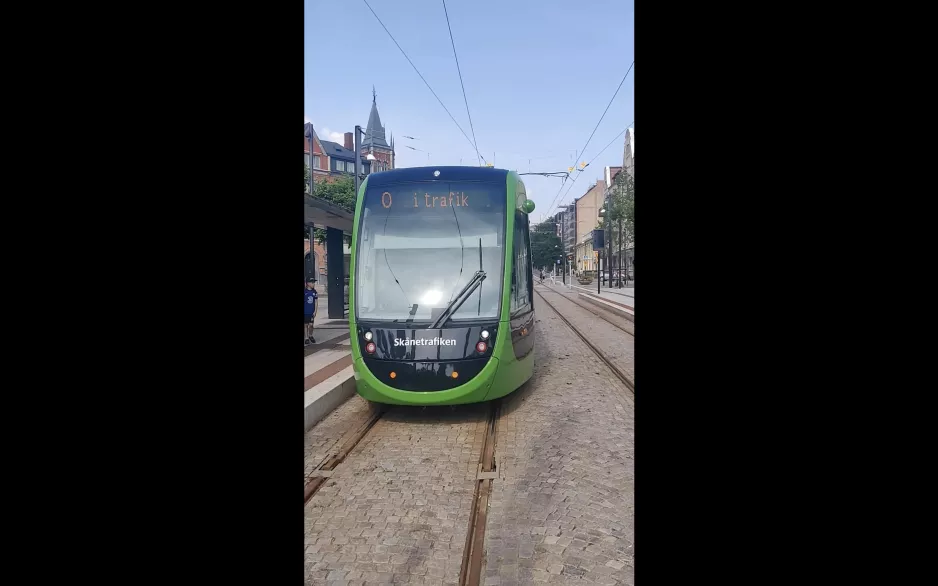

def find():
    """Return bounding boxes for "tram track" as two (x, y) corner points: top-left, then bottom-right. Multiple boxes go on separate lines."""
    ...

(537, 284), (634, 337)
(303, 404), (385, 505)
(534, 287), (635, 393)
(302, 294), (627, 581)
(303, 393), (504, 585)
(460, 399), (500, 586)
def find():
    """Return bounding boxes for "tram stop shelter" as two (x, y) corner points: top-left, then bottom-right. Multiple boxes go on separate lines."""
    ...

(305, 193), (353, 319)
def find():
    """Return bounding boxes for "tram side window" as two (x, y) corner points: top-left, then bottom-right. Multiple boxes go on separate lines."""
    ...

(510, 211), (531, 315)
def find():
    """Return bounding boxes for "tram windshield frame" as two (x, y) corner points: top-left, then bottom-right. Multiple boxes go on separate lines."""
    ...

(354, 180), (507, 326)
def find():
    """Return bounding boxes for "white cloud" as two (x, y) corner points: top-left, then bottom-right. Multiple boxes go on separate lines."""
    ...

(317, 127), (346, 143)
(304, 114), (311, 124)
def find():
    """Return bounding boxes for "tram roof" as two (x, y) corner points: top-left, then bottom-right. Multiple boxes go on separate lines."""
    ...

(364, 166), (510, 188)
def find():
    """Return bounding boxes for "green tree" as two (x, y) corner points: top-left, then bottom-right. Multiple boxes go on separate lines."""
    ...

(305, 163), (310, 192)
(313, 176), (357, 211)
(599, 171), (634, 284)
(306, 176), (357, 245)
(530, 220), (562, 272)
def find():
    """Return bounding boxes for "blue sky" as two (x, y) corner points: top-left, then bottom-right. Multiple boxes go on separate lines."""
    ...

(305, 0), (633, 225)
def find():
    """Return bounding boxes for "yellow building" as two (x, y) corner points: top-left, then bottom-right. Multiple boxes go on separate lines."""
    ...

(573, 179), (606, 273)
(575, 238), (596, 273)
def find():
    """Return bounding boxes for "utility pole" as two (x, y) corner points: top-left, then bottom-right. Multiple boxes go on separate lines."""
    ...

(597, 251), (601, 295)
(354, 125), (362, 197)
(560, 220), (565, 285)
(306, 122), (316, 282)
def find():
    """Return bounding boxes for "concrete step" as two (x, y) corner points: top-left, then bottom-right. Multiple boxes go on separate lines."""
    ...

(304, 365), (356, 432)
(576, 290), (635, 322)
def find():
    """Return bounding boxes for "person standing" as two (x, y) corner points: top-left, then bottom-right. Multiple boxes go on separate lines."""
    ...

(304, 278), (318, 345)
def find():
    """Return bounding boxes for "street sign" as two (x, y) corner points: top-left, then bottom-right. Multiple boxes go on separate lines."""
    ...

(592, 229), (605, 250)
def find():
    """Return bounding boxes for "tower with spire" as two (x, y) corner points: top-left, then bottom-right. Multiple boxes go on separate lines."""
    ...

(362, 86), (395, 172)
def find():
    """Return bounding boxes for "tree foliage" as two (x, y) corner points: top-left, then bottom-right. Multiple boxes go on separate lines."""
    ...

(600, 172), (634, 250)
(597, 171), (634, 284)
(313, 176), (357, 211)
(305, 173), (357, 245)
(530, 219), (563, 271)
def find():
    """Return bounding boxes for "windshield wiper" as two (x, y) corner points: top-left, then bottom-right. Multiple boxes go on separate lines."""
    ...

(429, 270), (486, 329)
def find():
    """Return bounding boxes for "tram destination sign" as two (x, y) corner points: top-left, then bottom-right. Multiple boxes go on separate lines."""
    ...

(364, 184), (502, 213)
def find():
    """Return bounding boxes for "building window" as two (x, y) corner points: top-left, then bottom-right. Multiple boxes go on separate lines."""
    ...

(312, 155), (321, 170)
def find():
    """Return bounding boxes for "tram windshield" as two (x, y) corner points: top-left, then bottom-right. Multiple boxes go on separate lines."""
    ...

(355, 181), (506, 323)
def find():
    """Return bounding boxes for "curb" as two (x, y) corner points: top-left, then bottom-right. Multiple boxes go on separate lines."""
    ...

(304, 365), (356, 432)
(567, 283), (634, 299)
(577, 290), (635, 322)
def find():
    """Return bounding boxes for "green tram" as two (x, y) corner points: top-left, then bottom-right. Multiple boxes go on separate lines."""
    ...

(349, 166), (536, 405)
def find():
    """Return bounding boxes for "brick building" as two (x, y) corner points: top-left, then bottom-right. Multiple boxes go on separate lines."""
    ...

(304, 88), (396, 187)
(304, 122), (329, 187)
(320, 134), (372, 179)
(305, 239), (350, 286)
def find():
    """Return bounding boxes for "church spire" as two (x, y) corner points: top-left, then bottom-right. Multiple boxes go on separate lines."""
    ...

(363, 87), (389, 150)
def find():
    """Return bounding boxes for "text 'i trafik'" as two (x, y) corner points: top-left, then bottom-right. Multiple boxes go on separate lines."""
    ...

(412, 192), (470, 208)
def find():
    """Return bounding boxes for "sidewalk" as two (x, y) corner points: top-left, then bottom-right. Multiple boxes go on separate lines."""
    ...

(547, 277), (634, 304)
(304, 314), (355, 431)
(304, 310), (351, 348)
(542, 280), (635, 320)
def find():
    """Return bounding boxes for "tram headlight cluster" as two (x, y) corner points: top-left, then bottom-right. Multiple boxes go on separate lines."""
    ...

(362, 330), (376, 354)
(476, 329), (491, 354)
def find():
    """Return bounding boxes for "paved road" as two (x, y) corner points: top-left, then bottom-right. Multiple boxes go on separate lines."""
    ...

(535, 285), (634, 383)
(482, 289), (634, 585)
(305, 404), (488, 584)
(305, 395), (373, 482)
(303, 290), (635, 585)
(539, 283), (634, 339)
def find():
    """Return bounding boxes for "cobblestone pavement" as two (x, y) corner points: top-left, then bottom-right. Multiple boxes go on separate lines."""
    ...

(483, 294), (635, 585)
(305, 395), (374, 482)
(534, 284), (634, 382)
(304, 403), (490, 585)
(540, 285), (634, 338)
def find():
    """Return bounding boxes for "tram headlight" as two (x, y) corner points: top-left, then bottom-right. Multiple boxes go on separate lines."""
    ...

(365, 342), (376, 354)
(480, 330), (490, 340)
(476, 341), (487, 353)
(363, 331), (373, 342)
